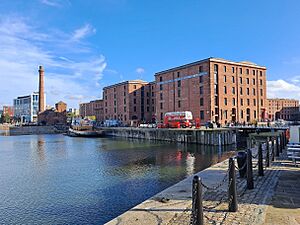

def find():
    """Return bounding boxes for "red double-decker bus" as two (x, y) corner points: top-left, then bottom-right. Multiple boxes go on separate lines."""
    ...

(163, 111), (193, 128)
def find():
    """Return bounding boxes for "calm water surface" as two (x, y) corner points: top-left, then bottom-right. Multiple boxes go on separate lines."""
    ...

(0, 134), (234, 224)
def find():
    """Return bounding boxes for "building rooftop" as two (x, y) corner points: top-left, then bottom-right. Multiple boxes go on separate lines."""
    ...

(155, 57), (266, 75)
(103, 80), (150, 90)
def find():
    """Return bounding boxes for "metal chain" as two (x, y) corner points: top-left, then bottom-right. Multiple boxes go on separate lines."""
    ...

(235, 160), (247, 171)
(200, 168), (229, 191)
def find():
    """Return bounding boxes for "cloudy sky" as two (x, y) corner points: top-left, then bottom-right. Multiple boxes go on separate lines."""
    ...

(1, 0), (300, 108)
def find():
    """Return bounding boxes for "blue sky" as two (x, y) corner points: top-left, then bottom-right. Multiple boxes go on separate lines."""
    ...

(1, 0), (300, 108)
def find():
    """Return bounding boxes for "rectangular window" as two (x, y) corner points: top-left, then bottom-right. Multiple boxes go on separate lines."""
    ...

(160, 102), (163, 109)
(177, 80), (181, 87)
(241, 110), (244, 119)
(134, 106), (136, 112)
(199, 76), (203, 83)
(224, 86), (227, 94)
(246, 69), (249, 75)
(177, 71), (180, 77)
(240, 77), (242, 84)
(247, 88), (250, 95)
(160, 84), (163, 90)
(224, 98), (227, 105)
(224, 66), (227, 72)
(232, 87), (235, 94)
(224, 75), (227, 82)
(253, 88), (256, 95)
(253, 79), (255, 85)
(159, 76), (162, 82)
(260, 79), (263, 85)
(124, 106), (126, 112)
(240, 87), (243, 95)
(178, 100), (181, 108)
(232, 98), (236, 106)
(160, 93), (163, 100)
(232, 76), (235, 83)
(253, 99), (256, 106)
(134, 99), (136, 104)
(260, 89), (263, 96)
(199, 66), (203, 73)
(232, 67), (235, 73)
(246, 78), (249, 84)
(200, 111), (204, 120)
(239, 68), (242, 74)
(133, 91), (136, 96)
(254, 110), (257, 118)
(252, 70), (255, 75)
(214, 64), (218, 72)
(260, 71), (263, 76)
(261, 99), (263, 106)
(247, 99), (250, 106)
(178, 89), (181, 97)
(200, 86), (203, 95)
(200, 98), (204, 106)
(241, 98), (243, 106)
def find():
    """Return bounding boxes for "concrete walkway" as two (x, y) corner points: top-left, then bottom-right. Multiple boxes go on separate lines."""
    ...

(106, 155), (300, 225)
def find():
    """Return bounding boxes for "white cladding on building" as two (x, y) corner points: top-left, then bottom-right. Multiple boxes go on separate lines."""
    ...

(13, 92), (45, 123)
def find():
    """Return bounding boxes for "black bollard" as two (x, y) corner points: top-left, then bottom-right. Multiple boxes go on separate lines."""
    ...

(266, 138), (270, 167)
(192, 176), (203, 225)
(276, 137), (280, 157)
(228, 158), (238, 212)
(280, 133), (283, 153)
(246, 149), (254, 189)
(271, 138), (275, 162)
(258, 143), (264, 176)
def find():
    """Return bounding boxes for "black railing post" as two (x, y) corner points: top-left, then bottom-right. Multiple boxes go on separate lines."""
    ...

(228, 158), (238, 212)
(246, 149), (254, 189)
(258, 142), (264, 176)
(192, 176), (204, 225)
(271, 138), (275, 161)
(276, 136), (280, 157)
(280, 133), (283, 153)
(266, 138), (270, 167)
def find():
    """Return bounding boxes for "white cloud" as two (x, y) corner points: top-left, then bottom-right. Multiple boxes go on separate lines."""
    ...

(0, 16), (106, 108)
(72, 24), (96, 41)
(136, 67), (145, 74)
(267, 79), (300, 99)
(40, 0), (70, 7)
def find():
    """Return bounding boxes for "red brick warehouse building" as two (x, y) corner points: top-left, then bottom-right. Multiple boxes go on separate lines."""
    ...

(103, 80), (155, 125)
(267, 98), (300, 121)
(155, 57), (267, 125)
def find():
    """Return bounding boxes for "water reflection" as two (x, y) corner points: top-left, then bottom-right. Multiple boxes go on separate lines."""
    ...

(0, 135), (235, 225)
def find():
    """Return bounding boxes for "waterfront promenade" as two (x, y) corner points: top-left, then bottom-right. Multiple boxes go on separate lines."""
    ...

(106, 149), (300, 225)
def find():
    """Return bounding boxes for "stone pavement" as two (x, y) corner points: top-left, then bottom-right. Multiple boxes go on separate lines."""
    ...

(106, 154), (300, 225)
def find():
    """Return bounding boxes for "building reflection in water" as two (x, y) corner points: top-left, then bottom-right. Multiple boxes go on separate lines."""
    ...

(37, 135), (46, 162)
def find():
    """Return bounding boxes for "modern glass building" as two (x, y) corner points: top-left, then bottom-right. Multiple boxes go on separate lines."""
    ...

(13, 92), (42, 123)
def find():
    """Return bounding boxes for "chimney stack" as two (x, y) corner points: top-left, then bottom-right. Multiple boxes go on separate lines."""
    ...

(38, 65), (45, 113)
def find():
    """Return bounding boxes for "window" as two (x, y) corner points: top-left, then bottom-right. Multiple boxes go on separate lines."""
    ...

(134, 106), (136, 112)
(260, 89), (263, 96)
(214, 96), (218, 105)
(160, 93), (163, 100)
(253, 99), (256, 106)
(253, 88), (256, 95)
(178, 89), (181, 97)
(239, 68), (242, 74)
(200, 76), (203, 83)
(178, 100), (181, 108)
(133, 91), (137, 96)
(199, 66), (203, 73)
(160, 76), (162, 82)
(254, 110), (257, 118)
(246, 69), (249, 75)
(224, 98), (227, 105)
(124, 106), (126, 112)
(232, 76), (235, 83)
(252, 70), (255, 75)
(160, 102), (163, 109)
(247, 99), (250, 106)
(214, 64), (218, 72)
(232, 67), (235, 73)
(240, 77), (243, 84)
(160, 113), (163, 120)
(124, 85), (126, 90)
(232, 98), (236, 106)
(178, 80), (181, 87)
(225, 110), (228, 119)
(200, 86), (203, 95)
(232, 87), (235, 94)
(200, 98), (204, 106)
(240, 87), (243, 95)
(224, 75), (227, 82)
(224, 86), (227, 94)
(160, 84), (163, 90)
(134, 99), (136, 104)
(224, 66), (227, 72)
(253, 79), (256, 85)
(261, 99), (263, 106)
(241, 110), (244, 119)
(200, 111), (204, 120)
(260, 71), (263, 76)
(260, 79), (262, 85)
(246, 78), (249, 84)
(147, 107), (149, 112)
(247, 88), (250, 95)
(241, 98), (244, 106)
(124, 99), (126, 104)
(177, 71), (180, 77)
(134, 85), (137, 89)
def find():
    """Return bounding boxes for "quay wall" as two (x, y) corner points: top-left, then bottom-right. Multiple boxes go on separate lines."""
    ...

(102, 127), (236, 146)
(8, 125), (66, 136)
